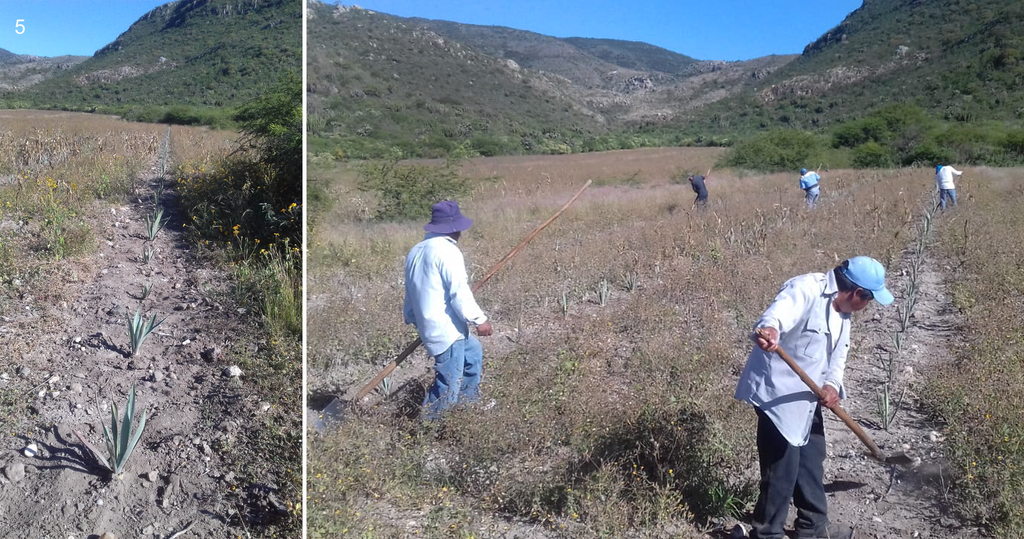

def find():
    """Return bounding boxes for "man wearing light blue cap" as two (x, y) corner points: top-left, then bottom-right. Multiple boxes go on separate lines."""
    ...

(404, 200), (493, 419)
(736, 256), (893, 539)
(799, 168), (821, 208)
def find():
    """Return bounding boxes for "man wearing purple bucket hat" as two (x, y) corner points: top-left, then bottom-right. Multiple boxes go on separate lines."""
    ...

(404, 200), (494, 419)
(735, 256), (893, 539)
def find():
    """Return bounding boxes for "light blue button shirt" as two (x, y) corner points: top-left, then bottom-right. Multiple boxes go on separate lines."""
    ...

(403, 233), (488, 357)
(800, 171), (820, 193)
(735, 270), (851, 446)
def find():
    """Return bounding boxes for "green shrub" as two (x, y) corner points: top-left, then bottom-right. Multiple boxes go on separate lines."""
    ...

(724, 130), (824, 172)
(902, 142), (956, 167)
(929, 124), (1002, 163)
(470, 134), (510, 157)
(358, 160), (473, 222)
(833, 116), (889, 148)
(1002, 129), (1024, 157)
(234, 71), (302, 200)
(852, 141), (895, 168)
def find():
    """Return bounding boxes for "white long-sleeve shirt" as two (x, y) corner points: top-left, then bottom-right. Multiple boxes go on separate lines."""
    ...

(936, 166), (962, 190)
(735, 270), (852, 446)
(403, 233), (487, 357)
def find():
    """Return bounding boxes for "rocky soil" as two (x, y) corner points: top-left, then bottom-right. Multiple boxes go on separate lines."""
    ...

(0, 138), (297, 538)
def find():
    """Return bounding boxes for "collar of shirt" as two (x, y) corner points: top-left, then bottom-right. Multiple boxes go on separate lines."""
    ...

(424, 231), (458, 244)
(825, 270), (843, 338)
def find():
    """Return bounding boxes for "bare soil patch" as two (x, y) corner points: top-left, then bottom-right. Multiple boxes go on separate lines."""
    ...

(0, 124), (298, 538)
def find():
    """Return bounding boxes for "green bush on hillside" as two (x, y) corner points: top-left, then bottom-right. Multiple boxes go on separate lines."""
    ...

(176, 72), (302, 343)
(234, 72), (302, 195)
(929, 124), (1007, 165)
(852, 141), (894, 168)
(1003, 129), (1024, 158)
(724, 130), (824, 172)
(902, 142), (956, 167)
(358, 160), (473, 222)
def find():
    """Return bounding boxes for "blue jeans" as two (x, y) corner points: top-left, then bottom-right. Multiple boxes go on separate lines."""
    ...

(939, 188), (957, 209)
(423, 336), (482, 419)
(805, 188), (819, 208)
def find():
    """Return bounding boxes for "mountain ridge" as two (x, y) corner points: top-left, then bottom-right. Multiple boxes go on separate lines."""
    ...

(307, 3), (794, 157)
(1, 0), (301, 113)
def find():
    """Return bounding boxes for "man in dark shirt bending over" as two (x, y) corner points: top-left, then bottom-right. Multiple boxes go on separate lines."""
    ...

(688, 174), (709, 208)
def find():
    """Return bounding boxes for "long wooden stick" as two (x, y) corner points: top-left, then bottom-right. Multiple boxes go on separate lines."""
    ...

(354, 180), (593, 401)
(754, 328), (884, 460)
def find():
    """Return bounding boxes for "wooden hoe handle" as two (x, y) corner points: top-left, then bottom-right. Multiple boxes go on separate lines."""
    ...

(755, 328), (883, 460)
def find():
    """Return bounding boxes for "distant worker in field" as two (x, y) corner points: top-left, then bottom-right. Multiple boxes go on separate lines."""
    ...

(735, 256), (894, 539)
(935, 164), (963, 210)
(799, 168), (820, 208)
(404, 200), (493, 419)
(688, 173), (709, 208)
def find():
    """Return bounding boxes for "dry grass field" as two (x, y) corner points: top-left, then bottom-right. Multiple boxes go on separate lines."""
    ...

(305, 147), (1024, 538)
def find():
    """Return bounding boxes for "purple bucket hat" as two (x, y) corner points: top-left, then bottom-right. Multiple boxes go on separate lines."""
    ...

(424, 200), (473, 233)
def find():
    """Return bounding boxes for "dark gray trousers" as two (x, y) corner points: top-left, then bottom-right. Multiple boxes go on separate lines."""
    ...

(751, 406), (829, 539)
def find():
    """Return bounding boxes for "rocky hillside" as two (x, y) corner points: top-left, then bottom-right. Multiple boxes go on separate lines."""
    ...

(391, 15), (794, 123)
(307, 2), (609, 158)
(307, 2), (795, 157)
(677, 0), (1024, 134)
(405, 20), (699, 91)
(0, 48), (87, 90)
(2, 0), (300, 110)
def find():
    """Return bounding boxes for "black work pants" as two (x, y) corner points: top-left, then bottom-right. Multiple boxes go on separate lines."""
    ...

(751, 405), (828, 539)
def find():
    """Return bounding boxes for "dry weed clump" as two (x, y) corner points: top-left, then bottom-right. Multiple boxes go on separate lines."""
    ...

(924, 171), (1024, 536)
(0, 112), (163, 307)
(172, 84), (302, 344)
(310, 150), (935, 537)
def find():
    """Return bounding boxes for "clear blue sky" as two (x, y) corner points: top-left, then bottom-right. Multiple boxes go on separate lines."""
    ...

(339, 0), (863, 61)
(1, 1), (168, 57)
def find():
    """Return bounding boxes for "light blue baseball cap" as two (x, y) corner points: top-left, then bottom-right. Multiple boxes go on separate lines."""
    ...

(841, 256), (894, 305)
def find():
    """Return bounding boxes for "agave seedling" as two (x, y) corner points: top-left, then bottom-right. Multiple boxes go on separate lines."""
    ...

(144, 206), (170, 241)
(622, 271), (640, 292)
(140, 282), (153, 301)
(153, 178), (165, 204)
(141, 245), (155, 264)
(876, 382), (906, 431)
(376, 376), (392, 397)
(596, 279), (610, 306)
(891, 330), (904, 355)
(74, 385), (147, 478)
(127, 308), (164, 356)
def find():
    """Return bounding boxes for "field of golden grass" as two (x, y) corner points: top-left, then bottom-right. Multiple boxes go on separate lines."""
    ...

(308, 147), (1013, 537)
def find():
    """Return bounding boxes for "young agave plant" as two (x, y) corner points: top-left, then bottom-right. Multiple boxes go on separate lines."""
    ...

(74, 385), (148, 477)
(128, 308), (164, 356)
(144, 206), (170, 241)
(622, 271), (640, 292)
(376, 376), (393, 397)
(596, 279), (610, 306)
(140, 282), (153, 301)
(141, 245), (155, 264)
(153, 178), (165, 204)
